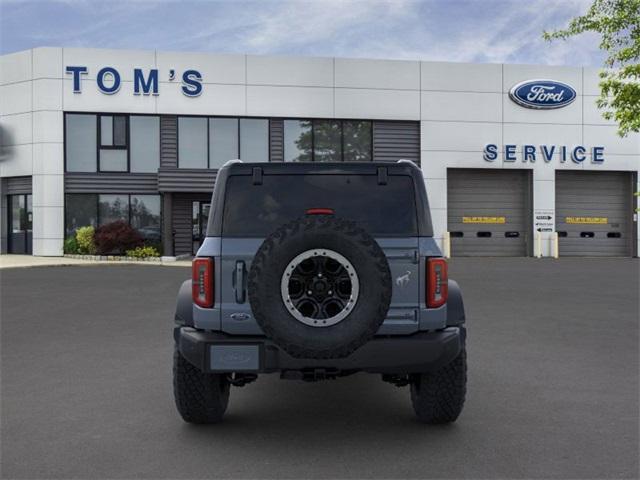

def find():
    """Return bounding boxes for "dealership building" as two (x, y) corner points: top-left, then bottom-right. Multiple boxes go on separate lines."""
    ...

(0, 47), (638, 257)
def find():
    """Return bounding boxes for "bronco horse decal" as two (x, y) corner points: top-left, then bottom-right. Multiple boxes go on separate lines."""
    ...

(395, 270), (411, 287)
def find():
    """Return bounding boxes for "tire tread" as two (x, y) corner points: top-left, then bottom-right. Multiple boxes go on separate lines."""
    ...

(173, 346), (230, 424)
(248, 215), (391, 359)
(410, 347), (467, 424)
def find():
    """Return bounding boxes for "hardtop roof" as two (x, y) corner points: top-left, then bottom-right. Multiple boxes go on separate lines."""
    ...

(223, 161), (422, 177)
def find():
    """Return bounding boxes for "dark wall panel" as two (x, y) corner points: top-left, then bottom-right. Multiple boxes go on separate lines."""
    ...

(65, 173), (157, 193)
(372, 121), (420, 166)
(158, 168), (216, 193)
(269, 119), (284, 162)
(160, 115), (178, 168)
(5, 176), (32, 195)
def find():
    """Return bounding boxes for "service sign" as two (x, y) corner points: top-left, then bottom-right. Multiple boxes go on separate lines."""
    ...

(509, 79), (577, 109)
(483, 144), (605, 164)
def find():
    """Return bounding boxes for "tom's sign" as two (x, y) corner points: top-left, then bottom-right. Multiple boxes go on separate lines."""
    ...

(65, 66), (203, 97)
(509, 79), (576, 109)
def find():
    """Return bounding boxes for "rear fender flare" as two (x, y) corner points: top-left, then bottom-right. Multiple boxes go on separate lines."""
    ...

(175, 279), (193, 327)
(446, 279), (465, 326)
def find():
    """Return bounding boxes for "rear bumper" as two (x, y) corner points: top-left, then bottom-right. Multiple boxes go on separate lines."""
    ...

(175, 326), (464, 375)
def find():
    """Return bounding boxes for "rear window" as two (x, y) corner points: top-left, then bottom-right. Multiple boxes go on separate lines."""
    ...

(222, 174), (418, 236)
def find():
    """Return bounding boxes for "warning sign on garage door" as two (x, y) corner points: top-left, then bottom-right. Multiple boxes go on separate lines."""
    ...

(462, 216), (506, 224)
(565, 217), (608, 224)
(534, 209), (554, 232)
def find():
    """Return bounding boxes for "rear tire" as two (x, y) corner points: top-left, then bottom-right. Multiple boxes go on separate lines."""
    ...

(173, 345), (230, 424)
(410, 346), (467, 424)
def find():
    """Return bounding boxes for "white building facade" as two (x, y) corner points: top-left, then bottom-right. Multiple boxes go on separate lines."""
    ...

(1, 47), (638, 257)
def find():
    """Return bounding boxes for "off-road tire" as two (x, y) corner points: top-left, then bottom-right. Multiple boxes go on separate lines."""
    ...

(173, 345), (230, 424)
(248, 215), (392, 359)
(410, 345), (467, 424)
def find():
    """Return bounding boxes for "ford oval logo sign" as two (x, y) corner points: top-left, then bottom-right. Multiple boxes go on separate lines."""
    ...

(509, 79), (577, 109)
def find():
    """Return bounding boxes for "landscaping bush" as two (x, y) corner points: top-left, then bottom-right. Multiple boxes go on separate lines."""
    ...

(64, 236), (79, 254)
(76, 226), (96, 254)
(125, 245), (160, 258)
(94, 220), (143, 255)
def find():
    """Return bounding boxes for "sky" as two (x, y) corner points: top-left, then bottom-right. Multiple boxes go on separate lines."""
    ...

(0, 0), (605, 66)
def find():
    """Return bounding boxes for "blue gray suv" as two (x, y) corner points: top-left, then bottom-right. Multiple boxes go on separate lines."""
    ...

(173, 160), (467, 423)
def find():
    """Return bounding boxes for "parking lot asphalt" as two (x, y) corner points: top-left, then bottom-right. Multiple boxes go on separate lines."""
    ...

(1, 258), (638, 479)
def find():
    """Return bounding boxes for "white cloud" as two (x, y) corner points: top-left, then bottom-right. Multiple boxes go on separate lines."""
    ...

(0, 0), (606, 66)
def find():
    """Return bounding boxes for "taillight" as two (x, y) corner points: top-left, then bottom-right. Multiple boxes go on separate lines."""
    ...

(192, 257), (214, 308)
(427, 257), (448, 308)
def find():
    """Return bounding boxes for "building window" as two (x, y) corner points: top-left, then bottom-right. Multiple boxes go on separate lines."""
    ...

(65, 113), (160, 173)
(65, 194), (98, 236)
(99, 115), (128, 172)
(313, 120), (342, 162)
(343, 121), (372, 162)
(100, 115), (127, 147)
(98, 194), (129, 225)
(65, 114), (97, 172)
(99, 150), (127, 172)
(240, 118), (269, 162)
(191, 200), (211, 255)
(209, 118), (239, 168)
(178, 117), (208, 168)
(283, 120), (312, 162)
(178, 116), (269, 168)
(130, 195), (161, 244)
(65, 193), (161, 245)
(130, 116), (160, 173)
(283, 119), (372, 162)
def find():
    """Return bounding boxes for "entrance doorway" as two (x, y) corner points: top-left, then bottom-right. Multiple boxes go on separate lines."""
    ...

(192, 201), (211, 255)
(8, 194), (32, 254)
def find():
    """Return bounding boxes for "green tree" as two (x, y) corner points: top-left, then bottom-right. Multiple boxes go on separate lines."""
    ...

(291, 120), (372, 162)
(543, 0), (640, 136)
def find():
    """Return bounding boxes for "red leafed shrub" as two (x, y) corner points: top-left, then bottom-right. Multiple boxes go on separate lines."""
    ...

(94, 220), (143, 255)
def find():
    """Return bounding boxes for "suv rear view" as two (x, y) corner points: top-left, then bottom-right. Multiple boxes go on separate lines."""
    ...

(174, 161), (466, 423)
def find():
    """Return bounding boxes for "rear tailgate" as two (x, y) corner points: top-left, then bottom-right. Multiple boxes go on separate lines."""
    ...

(216, 169), (425, 336)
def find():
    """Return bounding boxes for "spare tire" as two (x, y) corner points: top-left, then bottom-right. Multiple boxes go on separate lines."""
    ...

(248, 215), (391, 359)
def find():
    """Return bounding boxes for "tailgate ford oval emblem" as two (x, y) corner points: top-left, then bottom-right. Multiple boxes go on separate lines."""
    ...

(509, 79), (576, 109)
(230, 312), (251, 321)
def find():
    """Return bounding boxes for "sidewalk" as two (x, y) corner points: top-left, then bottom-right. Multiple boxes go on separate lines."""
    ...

(0, 255), (191, 269)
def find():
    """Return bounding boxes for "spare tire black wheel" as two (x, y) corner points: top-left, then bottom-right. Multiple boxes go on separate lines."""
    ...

(248, 215), (392, 359)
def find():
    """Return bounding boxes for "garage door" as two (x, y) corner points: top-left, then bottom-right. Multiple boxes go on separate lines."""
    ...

(447, 169), (531, 256)
(556, 171), (634, 256)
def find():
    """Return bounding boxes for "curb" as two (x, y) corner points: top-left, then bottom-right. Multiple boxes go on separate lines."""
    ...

(0, 256), (191, 270)
(64, 254), (162, 263)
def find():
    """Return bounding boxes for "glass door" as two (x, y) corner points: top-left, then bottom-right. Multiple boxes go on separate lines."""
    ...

(8, 194), (32, 254)
(192, 201), (211, 255)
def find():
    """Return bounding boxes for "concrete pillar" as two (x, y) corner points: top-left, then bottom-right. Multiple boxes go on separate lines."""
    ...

(32, 173), (64, 256)
(421, 151), (447, 254)
(532, 168), (555, 258)
(31, 58), (64, 256)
